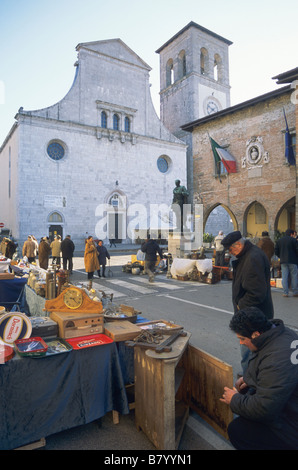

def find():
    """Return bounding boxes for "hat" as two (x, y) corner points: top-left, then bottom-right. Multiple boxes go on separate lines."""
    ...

(221, 230), (242, 248)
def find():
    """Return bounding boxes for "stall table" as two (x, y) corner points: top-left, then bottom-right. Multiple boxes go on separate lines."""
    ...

(0, 341), (129, 450)
(0, 278), (27, 310)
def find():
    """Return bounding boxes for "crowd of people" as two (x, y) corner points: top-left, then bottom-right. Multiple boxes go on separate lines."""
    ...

(0, 234), (75, 273)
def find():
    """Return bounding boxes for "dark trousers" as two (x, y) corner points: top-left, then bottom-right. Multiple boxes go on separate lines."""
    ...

(62, 257), (73, 273)
(215, 250), (225, 266)
(228, 417), (293, 450)
(97, 264), (106, 277)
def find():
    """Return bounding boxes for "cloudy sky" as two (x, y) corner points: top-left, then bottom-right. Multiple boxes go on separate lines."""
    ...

(0, 0), (297, 144)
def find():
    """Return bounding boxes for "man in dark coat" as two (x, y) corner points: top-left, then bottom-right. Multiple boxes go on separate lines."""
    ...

(96, 240), (110, 277)
(221, 231), (274, 372)
(221, 307), (298, 450)
(61, 235), (75, 274)
(274, 228), (298, 297)
(141, 235), (163, 282)
(257, 230), (274, 264)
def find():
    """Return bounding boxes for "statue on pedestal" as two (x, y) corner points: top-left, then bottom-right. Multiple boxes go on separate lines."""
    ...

(171, 179), (189, 233)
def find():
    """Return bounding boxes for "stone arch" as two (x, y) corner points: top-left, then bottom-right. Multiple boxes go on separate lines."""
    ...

(166, 58), (174, 87)
(203, 203), (237, 234)
(214, 53), (223, 82)
(104, 189), (128, 243)
(177, 50), (186, 80)
(200, 47), (209, 75)
(243, 201), (268, 239)
(274, 196), (296, 235)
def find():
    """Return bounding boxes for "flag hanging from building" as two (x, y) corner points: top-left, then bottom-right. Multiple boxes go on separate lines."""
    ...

(283, 108), (296, 166)
(209, 136), (237, 174)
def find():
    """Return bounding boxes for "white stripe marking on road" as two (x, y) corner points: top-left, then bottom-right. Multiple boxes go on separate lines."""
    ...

(106, 278), (158, 294)
(160, 294), (234, 315)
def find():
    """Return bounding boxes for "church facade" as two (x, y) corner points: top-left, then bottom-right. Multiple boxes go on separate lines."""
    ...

(0, 38), (187, 251)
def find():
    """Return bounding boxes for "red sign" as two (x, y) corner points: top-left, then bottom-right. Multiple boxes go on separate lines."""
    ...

(0, 223), (4, 228)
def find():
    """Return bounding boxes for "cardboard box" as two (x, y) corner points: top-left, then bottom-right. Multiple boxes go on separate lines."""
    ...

(275, 278), (283, 288)
(104, 320), (142, 342)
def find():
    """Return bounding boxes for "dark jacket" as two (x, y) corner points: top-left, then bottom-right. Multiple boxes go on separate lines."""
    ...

(141, 239), (163, 261)
(230, 320), (298, 450)
(275, 235), (298, 265)
(257, 236), (274, 263)
(232, 241), (274, 319)
(61, 237), (75, 258)
(96, 245), (110, 265)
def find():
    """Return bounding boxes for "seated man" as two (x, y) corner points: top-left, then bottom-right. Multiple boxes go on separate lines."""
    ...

(220, 307), (298, 450)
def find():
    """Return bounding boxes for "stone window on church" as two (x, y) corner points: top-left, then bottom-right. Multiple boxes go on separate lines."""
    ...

(47, 140), (66, 161)
(177, 50), (186, 80)
(157, 155), (171, 174)
(113, 114), (120, 130)
(48, 212), (63, 223)
(166, 59), (174, 87)
(200, 48), (208, 75)
(124, 116), (131, 133)
(101, 111), (107, 128)
(214, 54), (223, 82)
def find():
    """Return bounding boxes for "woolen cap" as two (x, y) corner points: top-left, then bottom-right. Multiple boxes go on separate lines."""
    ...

(221, 230), (242, 248)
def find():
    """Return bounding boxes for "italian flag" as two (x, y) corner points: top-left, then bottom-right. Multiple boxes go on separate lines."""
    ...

(209, 137), (237, 174)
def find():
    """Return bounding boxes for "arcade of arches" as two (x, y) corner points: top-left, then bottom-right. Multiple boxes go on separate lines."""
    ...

(204, 198), (296, 240)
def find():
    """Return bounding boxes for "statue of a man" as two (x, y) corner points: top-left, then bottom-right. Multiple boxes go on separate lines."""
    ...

(172, 179), (189, 232)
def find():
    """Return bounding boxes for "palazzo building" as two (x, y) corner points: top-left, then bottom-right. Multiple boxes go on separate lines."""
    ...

(182, 69), (297, 239)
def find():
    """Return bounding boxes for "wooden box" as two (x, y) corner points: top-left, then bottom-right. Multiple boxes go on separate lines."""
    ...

(50, 311), (104, 338)
(104, 320), (142, 342)
(138, 319), (183, 335)
(0, 273), (15, 280)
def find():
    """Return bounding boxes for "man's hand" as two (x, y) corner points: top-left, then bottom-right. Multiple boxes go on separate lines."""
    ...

(220, 386), (238, 405)
(235, 376), (248, 393)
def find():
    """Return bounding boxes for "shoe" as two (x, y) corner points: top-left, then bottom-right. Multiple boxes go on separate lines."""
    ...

(103, 275), (106, 278)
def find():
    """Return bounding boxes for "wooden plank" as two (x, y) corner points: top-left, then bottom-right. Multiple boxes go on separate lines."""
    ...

(181, 344), (234, 440)
(15, 438), (46, 450)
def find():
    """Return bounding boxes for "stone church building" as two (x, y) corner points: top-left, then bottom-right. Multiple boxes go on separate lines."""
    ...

(0, 37), (188, 251)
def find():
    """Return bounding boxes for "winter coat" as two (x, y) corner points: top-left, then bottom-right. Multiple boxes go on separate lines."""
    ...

(275, 235), (298, 265)
(5, 240), (16, 259)
(61, 237), (75, 258)
(22, 240), (36, 258)
(232, 240), (274, 319)
(214, 235), (224, 252)
(141, 239), (163, 261)
(96, 245), (110, 266)
(50, 239), (61, 257)
(257, 236), (274, 263)
(230, 320), (298, 450)
(84, 241), (99, 273)
(38, 240), (51, 270)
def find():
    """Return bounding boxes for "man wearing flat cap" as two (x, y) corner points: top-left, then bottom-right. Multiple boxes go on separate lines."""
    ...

(221, 231), (274, 372)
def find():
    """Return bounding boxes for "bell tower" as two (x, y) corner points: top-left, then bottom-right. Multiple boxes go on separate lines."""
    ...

(156, 22), (232, 202)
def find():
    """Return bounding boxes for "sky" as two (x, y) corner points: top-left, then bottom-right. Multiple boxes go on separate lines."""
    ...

(0, 0), (297, 145)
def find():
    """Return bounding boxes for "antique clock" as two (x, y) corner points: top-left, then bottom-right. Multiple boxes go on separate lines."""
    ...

(63, 287), (84, 309)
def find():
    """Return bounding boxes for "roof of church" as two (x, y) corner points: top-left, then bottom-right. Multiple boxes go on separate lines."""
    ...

(155, 21), (233, 53)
